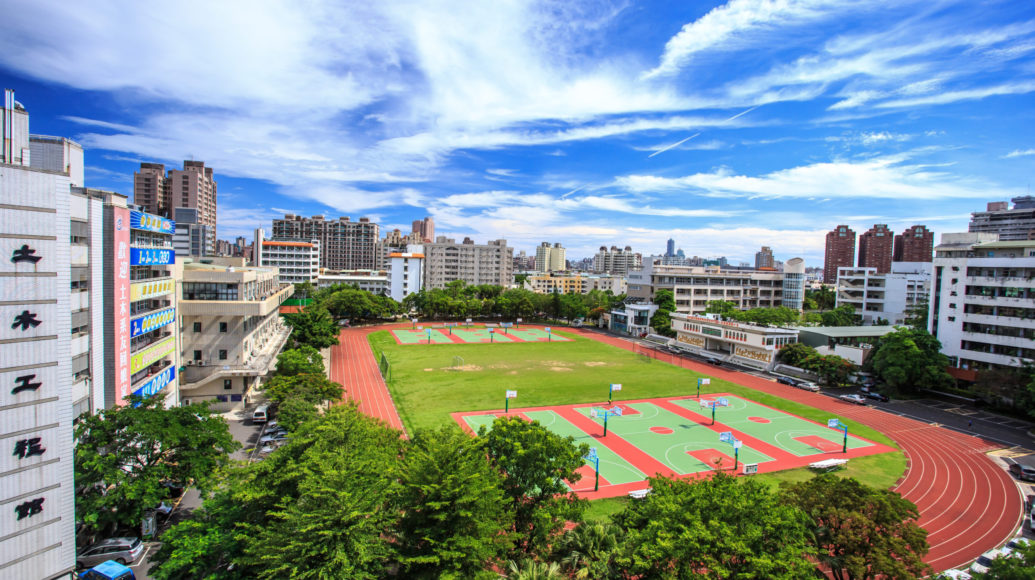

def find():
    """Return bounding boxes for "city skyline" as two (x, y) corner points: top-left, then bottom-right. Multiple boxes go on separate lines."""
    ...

(2, 1), (1033, 264)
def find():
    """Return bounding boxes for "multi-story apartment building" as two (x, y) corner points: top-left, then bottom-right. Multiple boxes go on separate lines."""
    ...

(535, 242), (566, 273)
(858, 224), (894, 274)
(755, 246), (775, 269)
(930, 233), (1035, 379)
(133, 161), (218, 239)
(969, 197), (1035, 241)
(670, 313), (799, 370)
(272, 214), (379, 270)
(376, 228), (422, 269)
(836, 262), (931, 325)
(412, 216), (435, 242)
(387, 247), (424, 302)
(824, 225), (856, 284)
(523, 273), (627, 295)
(29, 134), (84, 186)
(423, 236), (513, 289)
(178, 258), (292, 410)
(258, 240), (320, 284)
(894, 225), (934, 262)
(172, 206), (214, 257)
(593, 245), (642, 275)
(316, 269), (389, 294)
(627, 261), (793, 315)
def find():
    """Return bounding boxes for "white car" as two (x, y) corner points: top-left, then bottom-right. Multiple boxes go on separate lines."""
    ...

(970, 547), (1011, 574)
(939, 570), (972, 580)
(797, 381), (821, 392)
(839, 394), (867, 405)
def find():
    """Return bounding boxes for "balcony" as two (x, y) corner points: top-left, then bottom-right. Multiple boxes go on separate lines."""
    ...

(960, 330), (1035, 349)
(179, 284), (292, 317)
(179, 323), (292, 389)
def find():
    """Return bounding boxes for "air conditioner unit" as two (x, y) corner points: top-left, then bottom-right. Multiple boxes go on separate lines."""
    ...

(198, 361), (206, 367)
(186, 360), (194, 366)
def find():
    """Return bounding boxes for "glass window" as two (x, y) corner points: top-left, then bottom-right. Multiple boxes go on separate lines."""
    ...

(193, 350), (201, 361)
(219, 350), (228, 360)
(223, 379), (232, 390)
(193, 322), (201, 332)
(219, 321), (228, 333)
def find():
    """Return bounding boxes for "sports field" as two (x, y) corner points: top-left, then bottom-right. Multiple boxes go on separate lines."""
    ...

(454, 394), (893, 498)
(391, 325), (569, 344)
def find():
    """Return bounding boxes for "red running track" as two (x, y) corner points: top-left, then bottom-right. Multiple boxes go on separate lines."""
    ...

(332, 323), (1023, 572)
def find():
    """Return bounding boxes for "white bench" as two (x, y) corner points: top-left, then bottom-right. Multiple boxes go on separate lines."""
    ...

(628, 488), (652, 499)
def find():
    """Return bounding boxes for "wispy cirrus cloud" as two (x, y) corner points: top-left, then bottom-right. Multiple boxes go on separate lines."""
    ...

(1004, 148), (1035, 158)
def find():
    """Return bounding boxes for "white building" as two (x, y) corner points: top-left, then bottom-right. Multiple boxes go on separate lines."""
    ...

(423, 236), (513, 289)
(178, 258), (292, 411)
(836, 261), (932, 325)
(930, 233), (1035, 377)
(628, 261), (800, 315)
(387, 246), (424, 302)
(671, 313), (800, 370)
(523, 273), (627, 295)
(608, 302), (659, 337)
(593, 245), (642, 275)
(535, 242), (566, 273)
(316, 269), (389, 294)
(258, 239), (320, 285)
(172, 206), (214, 257)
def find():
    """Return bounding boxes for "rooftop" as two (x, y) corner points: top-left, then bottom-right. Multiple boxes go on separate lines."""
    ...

(793, 325), (899, 338)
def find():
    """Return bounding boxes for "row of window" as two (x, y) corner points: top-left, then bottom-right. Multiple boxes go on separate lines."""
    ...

(192, 321), (229, 333)
(192, 349), (229, 361)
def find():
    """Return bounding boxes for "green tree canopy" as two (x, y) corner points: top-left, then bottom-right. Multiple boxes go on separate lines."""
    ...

(274, 345), (325, 376)
(868, 327), (952, 394)
(263, 373), (343, 405)
(284, 305), (339, 349)
(972, 539), (1035, 579)
(481, 416), (589, 555)
(780, 474), (930, 580)
(821, 304), (861, 327)
(613, 472), (815, 579)
(75, 394), (240, 534)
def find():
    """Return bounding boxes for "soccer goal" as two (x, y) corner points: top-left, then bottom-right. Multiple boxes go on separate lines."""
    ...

(452, 355), (465, 369)
(378, 351), (392, 382)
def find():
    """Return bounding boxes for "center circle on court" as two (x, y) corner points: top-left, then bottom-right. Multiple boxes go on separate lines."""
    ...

(650, 426), (674, 434)
(748, 416), (771, 423)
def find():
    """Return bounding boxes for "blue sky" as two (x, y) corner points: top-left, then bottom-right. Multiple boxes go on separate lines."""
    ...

(2, 0), (1033, 266)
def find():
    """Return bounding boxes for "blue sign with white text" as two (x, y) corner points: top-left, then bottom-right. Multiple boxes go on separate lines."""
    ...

(130, 247), (174, 266)
(130, 210), (175, 234)
(132, 366), (176, 399)
(130, 307), (176, 337)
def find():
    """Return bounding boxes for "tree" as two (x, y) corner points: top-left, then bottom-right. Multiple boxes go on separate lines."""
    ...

(291, 281), (314, 300)
(263, 373), (343, 405)
(284, 305), (339, 349)
(148, 488), (246, 580)
(394, 426), (513, 578)
(650, 289), (676, 337)
(274, 396), (320, 432)
(778, 342), (819, 367)
(613, 472), (815, 579)
(972, 539), (1035, 578)
(868, 327), (952, 394)
(807, 286), (837, 310)
(705, 300), (738, 318)
(75, 394), (240, 534)
(274, 345), (325, 376)
(780, 474), (930, 580)
(552, 522), (624, 580)
(481, 416), (589, 555)
(822, 304), (860, 327)
(903, 297), (929, 331)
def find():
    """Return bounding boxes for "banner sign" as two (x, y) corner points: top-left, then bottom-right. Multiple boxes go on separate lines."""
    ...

(130, 210), (175, 234)
(700, 378), (710, 385)
(130, 336), (176, 374)
(130, 247), (174, 266)
(130, 307), (175, 337)
(132, 365), (175, 399)
(113, 206), (130, 405)
(743, 463), (759, 474)
(506, 390), (517, 399)
(611, 383), (622, 391)
(130, 277), (174, 301)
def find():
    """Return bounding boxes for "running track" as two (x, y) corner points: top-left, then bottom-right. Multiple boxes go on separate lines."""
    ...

(331, 324), (1023, 572)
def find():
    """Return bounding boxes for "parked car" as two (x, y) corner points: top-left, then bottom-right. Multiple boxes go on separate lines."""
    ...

(1008, 462), (1035, 482)
(1007, 537), (1031, 551)
(797, 381), (821, 392)
(864, 391), (890, 402)
(259, 433), (289, 445)
(970, 548), (1011, 575)
(776, 376), (799, 386)
(839, 394), (867, 405)
(703, 357), (723, 366)
(76, 537), (144, 569)
(938, 569), (972, 580)
(264, 427), (288, 437)
(79, 560), (136, 580)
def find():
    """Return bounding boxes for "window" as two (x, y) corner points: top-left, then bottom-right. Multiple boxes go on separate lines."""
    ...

(193, 350), (202, 361)
(219, 321), (228, 333)
(219, 350), (228, 360)
(193, 322), (201, 332)
(223, 379), (232, 390)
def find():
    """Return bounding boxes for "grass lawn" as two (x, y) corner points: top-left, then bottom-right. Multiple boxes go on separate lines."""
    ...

(368, 330), (905, 492)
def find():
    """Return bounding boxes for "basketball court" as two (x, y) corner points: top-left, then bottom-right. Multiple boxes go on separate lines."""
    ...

(390, 324), (571, 344)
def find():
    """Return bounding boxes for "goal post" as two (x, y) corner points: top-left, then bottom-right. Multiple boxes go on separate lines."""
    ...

(378, 351), (392, 382)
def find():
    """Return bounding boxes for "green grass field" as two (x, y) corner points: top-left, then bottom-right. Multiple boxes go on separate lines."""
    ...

(368, 330), (906, 490)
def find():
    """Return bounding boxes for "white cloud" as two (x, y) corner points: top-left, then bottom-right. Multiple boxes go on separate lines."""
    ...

(1004, 149), (1035, 158)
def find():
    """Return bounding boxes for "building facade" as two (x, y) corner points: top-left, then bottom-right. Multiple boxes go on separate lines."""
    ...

(755, 246), (774, 269)
(969, 197), (1035, 241)
(670, 313), (799, 370)
(387, 247), (424, 302)
(423, 237), (513, 289)
(133, 161), (217, 239)
(411, 216), (435, 242)
(893, 224), (934, 262)
(172, 206), (214, 257)
(272, 214), (379, 270)
(836, 262), (931, 325)
(376, 228), (422, 269)
(858, 224), (894, 274)
(593, 245), (642, 275)
(628, 261), (792, 315)
(258, 240), (320, 285)
(535, 242), (566, 273)
(824, 225), (856, 284)
(930, 233), (1035, 378)
(316, 269), (389, 294)
(524, 273), (627, 295)
(178, 259), (292, 411)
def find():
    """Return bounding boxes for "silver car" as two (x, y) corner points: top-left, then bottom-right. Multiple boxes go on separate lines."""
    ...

(76, 537), (144, 568)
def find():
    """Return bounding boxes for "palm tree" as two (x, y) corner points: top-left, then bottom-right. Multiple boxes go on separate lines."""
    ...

(506, 559), (565, 580)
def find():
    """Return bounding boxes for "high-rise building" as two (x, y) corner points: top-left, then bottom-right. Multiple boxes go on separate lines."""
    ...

(411, 216), (435, 243)
(665, 238), (675, 257)
(969, 197), (1035, 241)
(272, 214), (379, 270)
(376, 228), (422, 269)
(893, 225), (934, 262)
(172, 207), (214, 257)
(782, 257), (805, 311)
(593, 245), (642, 275)
(824, 225), (856, 284)
(930, 233), (1034, 379)
(259, 240), (320, 284)
(30, 134), (84, 186)
(423, 236), (513, 289)
(858, 224), (894, 274)
(133, 160), (218, 239)
(755, 246), (775, 269)
(387, 245), (424, 301)
(535, 242), (566, 273)
(836, 262), (931, 325)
